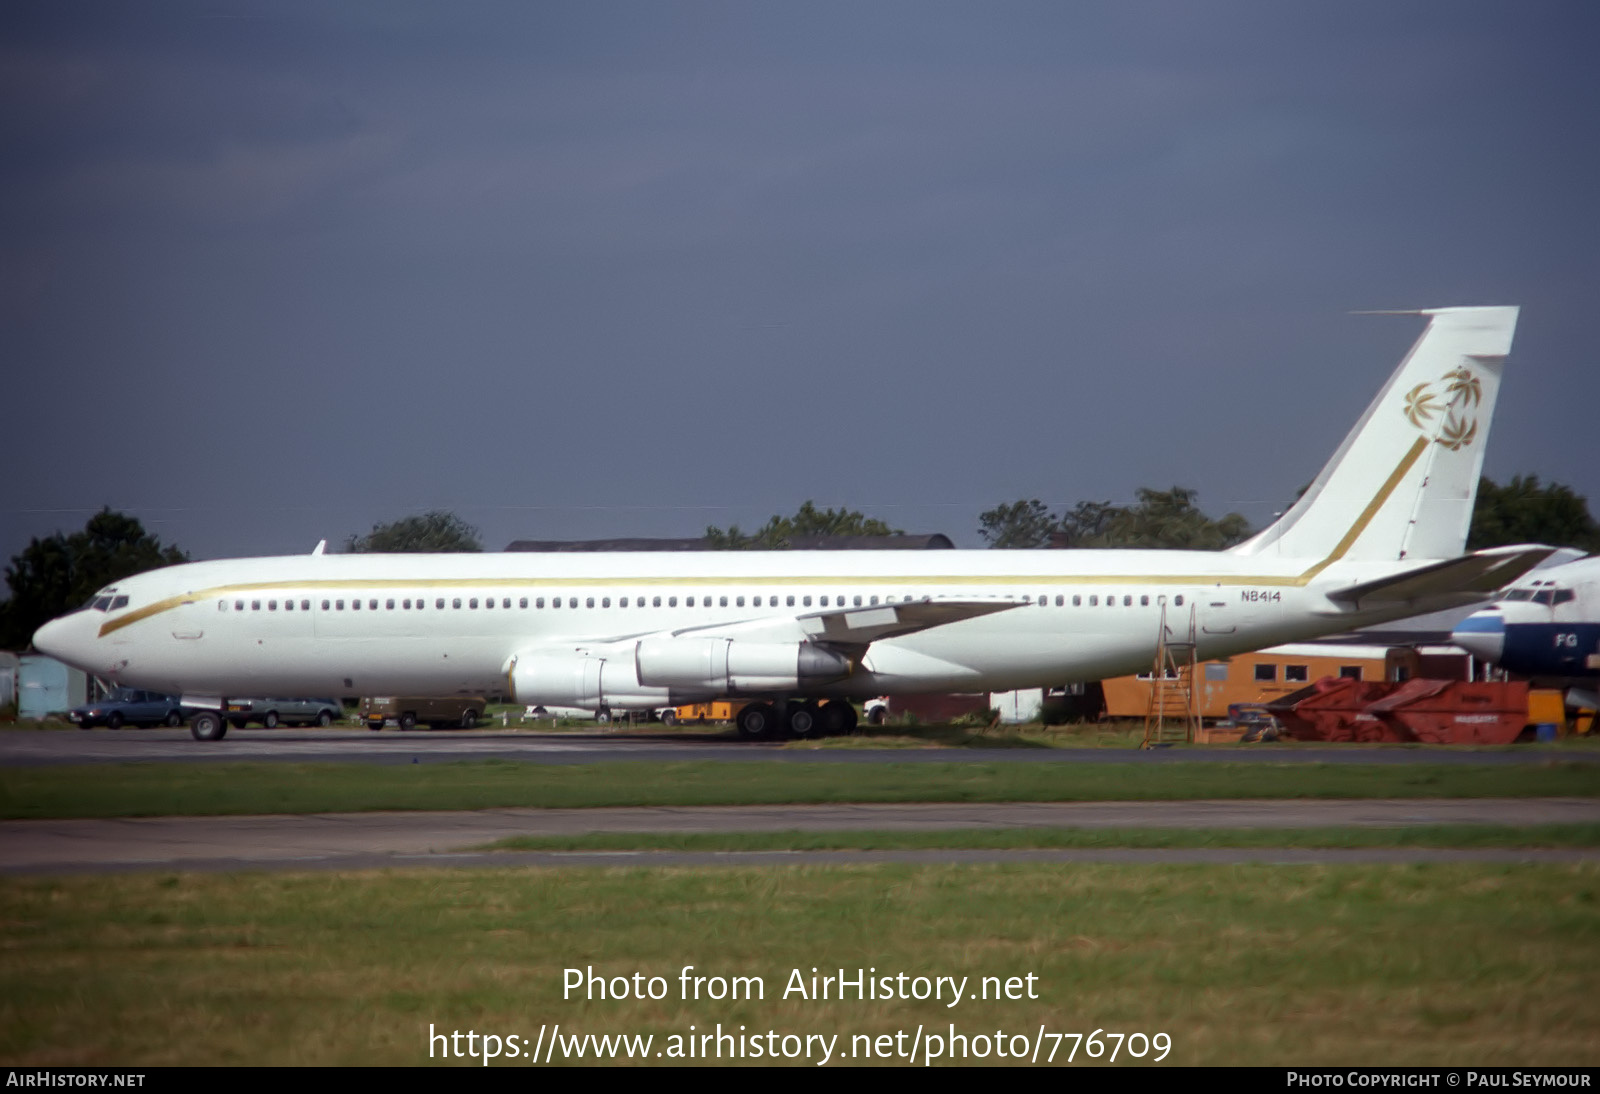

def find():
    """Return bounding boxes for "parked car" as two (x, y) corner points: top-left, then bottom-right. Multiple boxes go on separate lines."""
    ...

(360, 696), (487, 731)
(69, 689), (189, 729)
(223, 698), (344, 729)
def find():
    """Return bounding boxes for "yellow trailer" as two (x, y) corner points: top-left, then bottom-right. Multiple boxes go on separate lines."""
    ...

(667, 700), (748, 726)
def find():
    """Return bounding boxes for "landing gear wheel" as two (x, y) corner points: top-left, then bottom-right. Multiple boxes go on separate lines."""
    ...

(107, 712), (123, 730)
(398, 712), (417, 732)
(460, 710), (479, 729)
(790, 701), (823, 738)
(819, 701), (857, 736)
(165, 711), (182, 727)
(263, 711), (279, 729)
(736, 702), (777, 740)
(190, 710), (227, 741)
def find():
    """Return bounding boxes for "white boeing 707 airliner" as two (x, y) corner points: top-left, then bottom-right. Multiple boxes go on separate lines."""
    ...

(34, 306), (1551, 741)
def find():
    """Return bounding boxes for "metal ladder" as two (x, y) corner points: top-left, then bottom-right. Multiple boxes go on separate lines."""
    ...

(1143, 600), (1200, 748)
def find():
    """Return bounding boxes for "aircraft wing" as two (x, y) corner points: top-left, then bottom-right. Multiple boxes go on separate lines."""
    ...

(520, 598), (1023, 655)
(1323, 545), (1558, 611)
(796, 597), (1023, 646)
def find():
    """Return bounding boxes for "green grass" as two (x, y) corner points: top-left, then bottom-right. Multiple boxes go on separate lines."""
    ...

(3, 758), (1599, 820)
(2, 862), (1596, 1065)
(480, 823), (1600, 854)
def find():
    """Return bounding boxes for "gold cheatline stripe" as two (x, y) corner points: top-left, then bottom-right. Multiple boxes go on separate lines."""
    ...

(98, 439), (1429, 639)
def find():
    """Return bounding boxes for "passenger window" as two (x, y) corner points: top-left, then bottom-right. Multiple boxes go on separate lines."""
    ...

(369, 599), (378, 610)
(235, 600), (245, 611)
(568, 598), (577, 609)
(1123, 595), (1132, 607)
(1175, 595), (1185, 606)
(1055, 595), (1064, 607)
(452, 598), (461, 609)
(302, 600), (310, 611)
(436, 598), (445, 609)
(321, 600), (329, 610)
(602, 597), (611, 608)
(336, 600), (345, 610)
(819, 596), (828, 607)
(668, 596), (677, 607)
(387, 599), (395, 610)
(853, 595), (862, 606)
(467, 598), (476, 609)
(267, 600), (277, 611)
(353, 600), (361, 611)
(519, 597), (528, 609)
(1072, 595), (1081, 607)
(502, 597), (511, 609)
(803, 595), (812, 607)
(535, 597), (545, 608)
(586, 598), (594, 609)
(253, 600), (261, 611)
(1089, 596), (1098, 606)
(686, 597), (695, 607)
(551, 598), (561, 609)
(284, 600), (294, 611)
(720, 596), (728, 607)
(787, 595), (795, 607)
(1140, 595), (1149, 607)
(870, 596), (880, 606)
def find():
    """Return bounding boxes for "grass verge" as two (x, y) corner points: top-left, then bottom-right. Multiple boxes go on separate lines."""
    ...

(2, 759), (1599, 820)
(2, 862), (1596, 1065)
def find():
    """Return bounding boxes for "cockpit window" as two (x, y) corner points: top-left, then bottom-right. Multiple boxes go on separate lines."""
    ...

(109, 595), (128, 610)
(1502, 589), (1534, 601)
(1555, 589), (1576, 605)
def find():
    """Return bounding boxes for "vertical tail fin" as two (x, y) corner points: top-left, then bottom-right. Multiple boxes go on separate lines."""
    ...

(1230, 306), (1517, 564)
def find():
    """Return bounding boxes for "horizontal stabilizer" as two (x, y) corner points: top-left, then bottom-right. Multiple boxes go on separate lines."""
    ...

(1323, 545), (1556, 611)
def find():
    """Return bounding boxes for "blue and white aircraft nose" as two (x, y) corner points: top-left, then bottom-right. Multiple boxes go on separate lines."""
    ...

(1452, 610), (1506, 664)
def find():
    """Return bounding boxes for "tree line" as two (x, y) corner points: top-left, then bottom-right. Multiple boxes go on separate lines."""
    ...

(3, 480), (1597, 649)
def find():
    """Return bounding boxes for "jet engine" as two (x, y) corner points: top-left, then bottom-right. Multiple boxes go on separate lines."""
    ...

(635, 637), (851, 694)
(508, 651), (674, 709)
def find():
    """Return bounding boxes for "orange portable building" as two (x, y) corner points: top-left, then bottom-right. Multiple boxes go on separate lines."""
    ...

(1100, 643), (1473, 721)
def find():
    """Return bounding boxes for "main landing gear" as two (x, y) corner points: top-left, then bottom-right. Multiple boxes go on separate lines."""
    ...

(735, 699), (858, 741)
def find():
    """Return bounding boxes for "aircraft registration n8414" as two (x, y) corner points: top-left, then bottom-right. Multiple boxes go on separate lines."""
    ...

(34, 306), (1553, 741)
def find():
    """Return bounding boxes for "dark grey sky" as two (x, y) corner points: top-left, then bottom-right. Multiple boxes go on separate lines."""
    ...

(4, 1), (1596, 564)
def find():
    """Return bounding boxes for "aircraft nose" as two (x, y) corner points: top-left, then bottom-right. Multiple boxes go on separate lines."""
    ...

(1451, 610), (1506, 664)
(32, 615), (73, 661)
